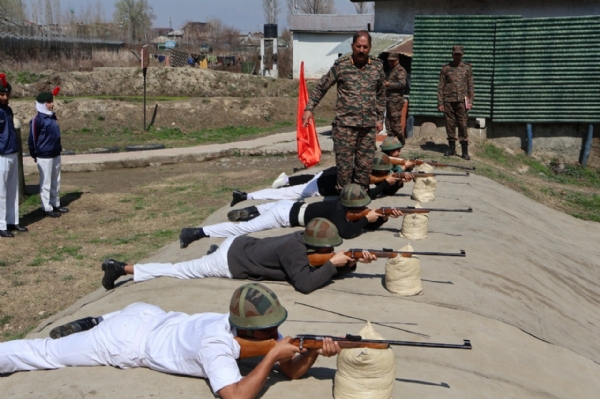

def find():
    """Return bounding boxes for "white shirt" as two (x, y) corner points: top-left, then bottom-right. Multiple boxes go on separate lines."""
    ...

(143, 312), (242, 393)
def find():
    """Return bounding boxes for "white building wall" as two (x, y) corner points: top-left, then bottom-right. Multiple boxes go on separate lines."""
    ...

(374, 0), (600, 33)
(293, 32), (353, 80)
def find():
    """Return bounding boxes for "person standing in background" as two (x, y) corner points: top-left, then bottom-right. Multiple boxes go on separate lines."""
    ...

(384, 53), (407, 145)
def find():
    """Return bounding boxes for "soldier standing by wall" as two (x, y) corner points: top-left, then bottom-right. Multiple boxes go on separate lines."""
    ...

(437, 45), (474, 160)
(302, 30), (386, 191)
(384, 53), (407, 145)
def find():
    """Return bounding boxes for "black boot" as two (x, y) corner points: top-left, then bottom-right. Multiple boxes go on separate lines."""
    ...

(179, 228), (206, 249)
(49, 317), (100, 339)
(227, 206), (259, 222)
(230, 191), (248, 207)
(207, 244), (219, 255)
(0, 230), (14, 238)
(444, 141), (456, 156)
(460, 141), (470, 160)
(101, 259), (127, 290)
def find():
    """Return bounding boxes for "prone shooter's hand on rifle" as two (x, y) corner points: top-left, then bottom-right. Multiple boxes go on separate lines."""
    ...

(400, 173), (414, 182)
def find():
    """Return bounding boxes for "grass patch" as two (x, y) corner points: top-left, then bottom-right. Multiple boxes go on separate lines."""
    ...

(0, 314), (13, 327)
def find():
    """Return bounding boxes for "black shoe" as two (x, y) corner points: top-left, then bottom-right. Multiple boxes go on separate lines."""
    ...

(227, 206), (259, 222)
(444, 141), (456, 157)
(460, 142), (470, 160)
(49, 317), (99, 339)
(7, 224), (28, 232)
(179, 228), (203, 249)
(230, 191), (247, 207)
(101, 259), (127, 290)
(53, 207), (69, 213)
(207, 244), (219, 255)
(0, 230), (14, 238)
(45, 211), (61, 218)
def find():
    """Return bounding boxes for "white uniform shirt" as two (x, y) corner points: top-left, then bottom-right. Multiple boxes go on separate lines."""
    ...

(144, 312), (242, 393)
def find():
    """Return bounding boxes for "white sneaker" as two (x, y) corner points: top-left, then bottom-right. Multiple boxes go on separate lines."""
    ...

(272, 172), (288, 188)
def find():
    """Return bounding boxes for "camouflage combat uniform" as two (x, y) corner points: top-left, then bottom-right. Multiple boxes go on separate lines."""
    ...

(437, 61), (474, 142)
(384, 63), (407, 143)
(305, 55), (386, 190)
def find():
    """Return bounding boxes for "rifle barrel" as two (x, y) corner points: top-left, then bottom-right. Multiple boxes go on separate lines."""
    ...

(296, 334), (472, 350)
(427, 161), (476, 171)
(350, 249), (466, 257)
(386, 207), (473, 213)
(414, 172), (470, 177)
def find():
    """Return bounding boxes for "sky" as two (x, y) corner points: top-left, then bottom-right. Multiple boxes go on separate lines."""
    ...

(64, 0), (361, 33)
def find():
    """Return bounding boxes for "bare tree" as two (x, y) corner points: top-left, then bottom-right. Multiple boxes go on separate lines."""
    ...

(113, 0), (155, 43)
(263, 0), (280, 24)
(353, 2), (372, 14)
(287, 0), (334, 15)
(0, 0), (27, 23)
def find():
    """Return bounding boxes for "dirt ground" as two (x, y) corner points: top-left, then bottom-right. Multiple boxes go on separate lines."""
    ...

(0, 153), (335, 341)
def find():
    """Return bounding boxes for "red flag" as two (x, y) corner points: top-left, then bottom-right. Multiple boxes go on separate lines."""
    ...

(296, 62), (321, 168)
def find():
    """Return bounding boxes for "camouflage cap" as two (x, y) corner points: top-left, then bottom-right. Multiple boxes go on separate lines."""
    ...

(452, 45), (464, 55)
(387, 52), (399, 61)
(380, 136), (403, 151)
(303, 217), (343, 248)
(229, 283), (288, 330)
(340, 183), (371, 208)
(372, 151), (393, 171)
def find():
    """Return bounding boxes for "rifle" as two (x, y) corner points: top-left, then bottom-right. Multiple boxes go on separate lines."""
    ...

(389, 157), (476, 171)
(346, 206), (473, 222)
(369, 171), (469, 184)
(307, 248), (466, 267)
(235, 334), (472, 359)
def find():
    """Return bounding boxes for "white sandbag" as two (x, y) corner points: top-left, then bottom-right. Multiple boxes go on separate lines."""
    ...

(400, 203), (429, 240)
(385, 244), (423, 296)
(412, 163), (436, 202)
(334, 322), (396, 399)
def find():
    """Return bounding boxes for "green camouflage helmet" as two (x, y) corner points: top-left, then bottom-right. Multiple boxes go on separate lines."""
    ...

(229, 283), (288, 330)
(380, 136), (403, 151)
(303, 217), (343, 248)
(372, 152), (393, 171)
(340, 183), (371, 207)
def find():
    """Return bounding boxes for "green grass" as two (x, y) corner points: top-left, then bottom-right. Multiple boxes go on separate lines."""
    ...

(0, 314), (13, 327)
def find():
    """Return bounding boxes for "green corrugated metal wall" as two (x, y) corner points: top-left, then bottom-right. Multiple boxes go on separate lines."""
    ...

(493, 16), (600, 123)
(410, 15), (518, 118)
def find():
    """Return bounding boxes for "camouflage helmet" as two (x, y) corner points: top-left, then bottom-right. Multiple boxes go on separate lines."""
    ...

(380, 136), (403, 151)
(340, 183), (371, 207)
(372, 152), (393, 171)
(303, 217), (343, 248)
(229, 283), (288, 330)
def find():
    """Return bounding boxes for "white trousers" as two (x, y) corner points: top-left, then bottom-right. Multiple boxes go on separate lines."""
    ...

(203, 200), (293, 238)
(134, 237), (235, 282)
(37, 156), (61, 212)
(0, 153), (19, 230)
(0, 303), (163, 374)
(247, 172), (322, 201)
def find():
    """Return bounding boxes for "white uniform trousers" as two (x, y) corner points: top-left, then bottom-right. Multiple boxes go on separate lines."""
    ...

(0, 303), (163, 374)
(134, 237), (235, 282)
(0, 152), (19, 230)
(203, 200), (293, 238)
(247, 172), (323, 201)
(37, 156), (61, 212)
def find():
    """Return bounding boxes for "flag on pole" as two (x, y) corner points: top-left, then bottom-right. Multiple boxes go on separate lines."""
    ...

(296, 62), (321, 168)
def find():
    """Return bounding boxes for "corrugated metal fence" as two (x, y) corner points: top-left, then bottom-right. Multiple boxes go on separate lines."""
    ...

(410, 15), (600, 123)
(493, 16), (600, 123)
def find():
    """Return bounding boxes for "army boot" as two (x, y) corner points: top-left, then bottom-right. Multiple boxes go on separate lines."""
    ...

(444, 141), (456, 156)
(179, 228), (206, 249)
(227, 206), (259, 222)
(49, 317), (100, 339)
(460, 141), (470, 160)
(101, 259), (127, 290)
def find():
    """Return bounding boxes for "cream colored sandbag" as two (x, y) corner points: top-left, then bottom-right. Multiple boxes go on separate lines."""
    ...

(334, 322), (396, 399)
(385, 244), (422, 296)
(412, 162), (436, 202)
(400, 203), (429, 240)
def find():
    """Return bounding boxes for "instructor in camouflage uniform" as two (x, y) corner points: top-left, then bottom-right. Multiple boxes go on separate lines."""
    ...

(302, 30), (386, 190)
(438, 45), (474, 160)
(384, 53), (407, 145)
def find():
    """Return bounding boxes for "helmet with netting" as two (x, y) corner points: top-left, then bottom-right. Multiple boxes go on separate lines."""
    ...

(340, 183), (371, 207)
(229, 283), (288, 330)
(303, 217), (343, 248)
(380, 137), (403, 151)
(372, 152), (392, 171)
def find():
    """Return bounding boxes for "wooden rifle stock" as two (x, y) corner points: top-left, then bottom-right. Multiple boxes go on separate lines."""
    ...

(369, 172), (408, 184)
(389, 157), (476, 171)
(345, 206), (473, 222)
(307, 249), (466, 266)
(235, 335), (472, 359)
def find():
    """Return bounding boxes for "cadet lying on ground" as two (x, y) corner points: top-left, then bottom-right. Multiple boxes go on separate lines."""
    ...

(0, 283), (342, 399)
(102, 218), (376, 294)
(179, 184), (402, 249)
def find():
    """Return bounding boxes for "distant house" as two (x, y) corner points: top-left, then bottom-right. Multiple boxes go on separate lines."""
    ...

(153, 27), (172, 37)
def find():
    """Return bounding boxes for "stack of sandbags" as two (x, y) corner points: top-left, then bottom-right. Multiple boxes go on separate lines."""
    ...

(400, 203), (429, 240)
(334, 322), (396, 399)
(412, 163), (436, 202)
(384, 244), (422, 296)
